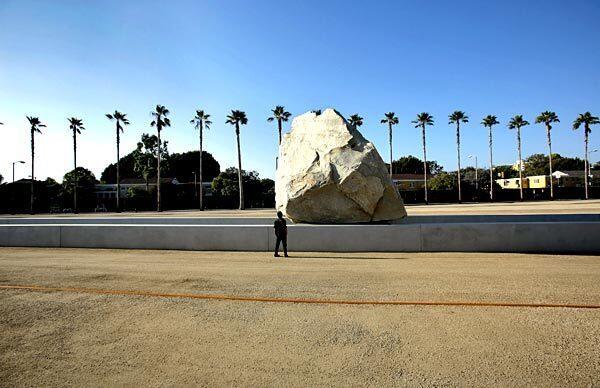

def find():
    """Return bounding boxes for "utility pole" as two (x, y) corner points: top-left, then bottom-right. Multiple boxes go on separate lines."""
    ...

(193, 172), (197, 199)
(589, 149), (598, 181)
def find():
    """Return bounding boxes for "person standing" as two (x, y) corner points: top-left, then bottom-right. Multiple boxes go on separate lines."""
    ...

(274, 211), (288, 257)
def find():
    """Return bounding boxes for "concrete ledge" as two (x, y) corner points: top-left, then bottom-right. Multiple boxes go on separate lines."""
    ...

(1, 222), (599, 253)
(59, 225), (271, 251)
(0, 226), (61, 248)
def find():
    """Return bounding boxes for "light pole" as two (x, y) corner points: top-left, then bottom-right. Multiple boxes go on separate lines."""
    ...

(192, 172), (197, 199)
(589, 149), (598, 183)
(468, 155), (478, 190)
(12, 161), (25, 183)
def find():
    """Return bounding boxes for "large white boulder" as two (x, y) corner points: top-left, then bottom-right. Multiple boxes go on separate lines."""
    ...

(276, 109), (407, 223)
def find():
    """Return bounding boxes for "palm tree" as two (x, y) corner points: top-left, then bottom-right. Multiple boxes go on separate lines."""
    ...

(412, 113), (435, 204)
(68, 117), (85, 213)
(448, 111), (469, 203)
(508, 115), (530, 201)
(380, 112), (399, 180)
(535, 111), (560, 199)
(190, 110), (212, 210)
(348, 114), (364, 128)
(573, 112), (599, 200)
(481, 115), (500, 201)
(226, 110), (248, 210)
(26, 116), (46, 214)
(150, 105), (171, 212)
(267, 106), (291, 145)
(105, 111), (130, 212)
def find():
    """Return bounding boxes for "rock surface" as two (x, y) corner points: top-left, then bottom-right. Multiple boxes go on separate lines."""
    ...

(276, 109), (407, 223)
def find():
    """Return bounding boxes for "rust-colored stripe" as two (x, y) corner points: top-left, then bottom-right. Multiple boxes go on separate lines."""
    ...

(1, 284), (598, 309)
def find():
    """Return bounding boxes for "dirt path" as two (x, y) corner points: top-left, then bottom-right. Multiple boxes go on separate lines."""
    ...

(1, 248), (599, 386)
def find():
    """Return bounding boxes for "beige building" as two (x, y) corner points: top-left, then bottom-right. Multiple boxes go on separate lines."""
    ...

(527, 175), (553, 189)
(496, 177), (529, 189)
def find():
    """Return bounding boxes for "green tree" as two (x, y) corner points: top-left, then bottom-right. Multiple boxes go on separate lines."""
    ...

(380, 112), (399, 179)
(190, 110), (212, 210)
(428, 172), (457, 191)
(412, 113), (435, 204)
(211, 167), (273, 208)
(105, 111), (130, 211)
(554, 156), (586, 171)
(62, 167), (98, 189)
(523, 153), (587, 176)
(481, 115), (500, 201)
(448, 111), (469, 203)
(226, 110), (248, 210)
(68, 117), (85, 213)
(508, 115), (530, 201)
(132, 133), (168, 191)
(267, 106), (291, 145)
(391, 156), (443, 174)
(573, 112), (600, 200)
(524, 153), (552, 176)
(164, 151), (220, 183)
(62, 167), (97, 210)
(348, 114), (364, 128)
(26, 116), (46, 214)
(495, 165), (519, 179)
(150, 105), (171, 212)
(535, 111), (560, 199)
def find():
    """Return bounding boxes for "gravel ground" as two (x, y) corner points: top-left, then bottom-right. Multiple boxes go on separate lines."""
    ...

(1, 248), (599, 387)
(2, 199), (599, 218)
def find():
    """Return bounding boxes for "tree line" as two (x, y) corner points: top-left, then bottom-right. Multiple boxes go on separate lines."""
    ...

(2, 108), (598, 213)
(371, 111), (599, 204)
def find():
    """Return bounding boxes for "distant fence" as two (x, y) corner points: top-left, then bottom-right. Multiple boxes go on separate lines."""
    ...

(1, 182), (598, 214)
(399, 187), (600, 204)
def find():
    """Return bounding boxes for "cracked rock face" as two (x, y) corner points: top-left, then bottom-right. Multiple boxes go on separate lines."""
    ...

(275, 109), (407, 223)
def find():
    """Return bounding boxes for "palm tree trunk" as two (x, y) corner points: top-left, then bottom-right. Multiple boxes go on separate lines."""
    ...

(116, 127), (120, 212)
(584, 128), (589, 200)
(236, 124), (245, 210)
(422, 124), (428, 205)
(157, 127), (162, 212)
(199, 121), (204, 210)
(278, 119), (282, 145)
(517, 127), (523, 201)
(276, 119), (282, 171)
(489, 126), (494, 201)
(388, 123), (393, 181)
(73, 131), (78, 213)
(547, 126), (554, 200)
(30, 129), (34, 214)
(456, 123), (462, 203)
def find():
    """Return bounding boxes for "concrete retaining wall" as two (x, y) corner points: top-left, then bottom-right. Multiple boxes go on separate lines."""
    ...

(1, 222), (599, 253)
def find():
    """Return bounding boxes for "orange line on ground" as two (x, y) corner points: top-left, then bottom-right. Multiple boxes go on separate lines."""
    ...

(1, 284), (598, 309)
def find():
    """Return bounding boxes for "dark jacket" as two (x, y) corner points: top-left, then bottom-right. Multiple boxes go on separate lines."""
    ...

(274, 218), (287, 237)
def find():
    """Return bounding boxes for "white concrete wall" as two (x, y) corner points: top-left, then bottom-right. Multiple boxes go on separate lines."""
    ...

(1, 222), (599, 253)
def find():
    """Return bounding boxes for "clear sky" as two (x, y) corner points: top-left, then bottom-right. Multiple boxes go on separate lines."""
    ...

(1, 0), (599, 183)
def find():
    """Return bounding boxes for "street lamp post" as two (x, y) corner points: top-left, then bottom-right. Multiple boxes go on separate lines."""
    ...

(589, 149), (598, 184)
(12, 161), (25, 183)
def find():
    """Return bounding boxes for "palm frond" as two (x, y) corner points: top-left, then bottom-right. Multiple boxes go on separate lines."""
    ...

(481, 115), (499, 127)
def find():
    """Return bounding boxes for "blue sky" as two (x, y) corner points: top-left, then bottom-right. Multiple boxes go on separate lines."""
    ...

(1, 0), (599, 182)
